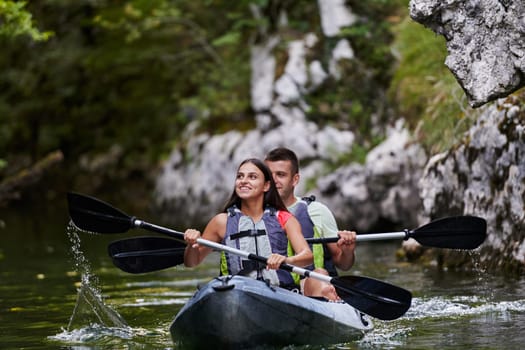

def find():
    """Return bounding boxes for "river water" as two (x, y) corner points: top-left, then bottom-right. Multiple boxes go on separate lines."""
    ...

(1, 199), (525, 349)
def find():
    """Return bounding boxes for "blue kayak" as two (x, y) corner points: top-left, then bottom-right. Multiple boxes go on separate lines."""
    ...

(170, 275), (373, 349)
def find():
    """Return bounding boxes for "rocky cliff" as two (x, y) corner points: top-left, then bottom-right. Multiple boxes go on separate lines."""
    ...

(155, 1), (525, 272)
(410, 0), (525, 107)
(408, 0), (525, 272)
(418, 93), (525, 272)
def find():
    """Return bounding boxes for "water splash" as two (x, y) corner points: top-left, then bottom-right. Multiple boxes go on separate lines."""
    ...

(50, 323), (133, 345)
(49, 223), (131, 345)
(408, 295), (525, 319)
(359, 322), (412, 348)
(468, 248), (496, 300)
(67, 275), (129, 330)
(66, 222), (128, 329)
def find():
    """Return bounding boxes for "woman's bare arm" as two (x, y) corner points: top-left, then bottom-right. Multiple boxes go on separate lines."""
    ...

(184, 213), (227, 267)
(284, 216), (313, 267)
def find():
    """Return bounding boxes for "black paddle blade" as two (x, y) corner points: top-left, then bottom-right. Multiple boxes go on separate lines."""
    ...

(108, 236), (187, 273)
(410, 216), (487, 249)
(67, 192), (133, 234)
(332, 275), (412, 321)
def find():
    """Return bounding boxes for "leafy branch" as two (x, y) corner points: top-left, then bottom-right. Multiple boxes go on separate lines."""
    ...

(0, 0), (53, 41)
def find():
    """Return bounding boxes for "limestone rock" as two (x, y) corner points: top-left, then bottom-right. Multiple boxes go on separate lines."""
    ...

(418, 94), (525, 271)
(410, 0), (525, 107)
(315, 120), (427, 231)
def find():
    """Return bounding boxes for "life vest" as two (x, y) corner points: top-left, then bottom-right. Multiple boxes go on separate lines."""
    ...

(289, 195), (338, 279)
(287, 198), (317, 272)
(220, 205), (294, 287)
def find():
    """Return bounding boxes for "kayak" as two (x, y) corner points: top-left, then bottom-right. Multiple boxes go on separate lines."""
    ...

(170, 275), (373, 349)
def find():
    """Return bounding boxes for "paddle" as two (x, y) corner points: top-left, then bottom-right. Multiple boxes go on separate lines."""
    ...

(307, 216), (487, 249)
(67, 192), (411, 321)
(108, 236), (186, 274)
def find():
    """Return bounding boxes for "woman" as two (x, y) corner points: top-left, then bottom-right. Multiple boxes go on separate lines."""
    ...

(184, 158), (313, 288)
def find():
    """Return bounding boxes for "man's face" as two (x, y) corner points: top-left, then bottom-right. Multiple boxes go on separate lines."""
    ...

(265, 160), (299, 205)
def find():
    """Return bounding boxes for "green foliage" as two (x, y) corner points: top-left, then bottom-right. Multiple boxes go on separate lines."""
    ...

(389, 17), (474, 153)
(179, 63), (253, 134)
(93, 0), (183, 43)
(212, 32), (241, 47)
(0, 0), (54, 172)
(0, 0), (257, 172)
(0, 0), (53, 41)
(349, 136), (383, 164)
(344, 0), (408, 81)
(305, 1), (404, 144)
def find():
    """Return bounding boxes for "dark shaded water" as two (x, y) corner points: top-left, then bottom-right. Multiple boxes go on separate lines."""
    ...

(1, 200), (525, 349)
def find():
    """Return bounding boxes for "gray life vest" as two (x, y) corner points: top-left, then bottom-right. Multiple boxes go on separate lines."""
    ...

(220, 205), (294, 287)
(288, 198), (315, 272)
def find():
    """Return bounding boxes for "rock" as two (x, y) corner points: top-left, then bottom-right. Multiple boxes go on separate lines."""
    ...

(410, 0), (525, 107)
(317, 0), (357, 37)
(154, 121), (357, 227)
(418, 93), (525, 271)
(402, 238), (426, 261)
(251, 36), (279, 112)
(316, 163), (374, 231)
(315, 120), (427, 231)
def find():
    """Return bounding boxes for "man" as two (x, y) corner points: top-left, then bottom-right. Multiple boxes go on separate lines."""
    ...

(265, 147), (357, 300)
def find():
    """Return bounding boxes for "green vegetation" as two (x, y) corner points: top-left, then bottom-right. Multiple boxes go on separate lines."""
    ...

(0, 0), (53, 41)
(0, 1), (254, 176)
(0, 0), (52, 171)
(389, 17), (476, 153)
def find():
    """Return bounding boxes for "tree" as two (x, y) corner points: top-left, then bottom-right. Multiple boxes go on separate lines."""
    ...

(0, 0), (52, 41)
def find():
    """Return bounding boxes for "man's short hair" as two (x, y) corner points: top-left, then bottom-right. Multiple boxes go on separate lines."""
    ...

(265, 147), (299, 174)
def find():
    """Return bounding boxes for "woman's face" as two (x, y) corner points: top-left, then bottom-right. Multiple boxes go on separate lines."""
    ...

(235, 162), (270, 200)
